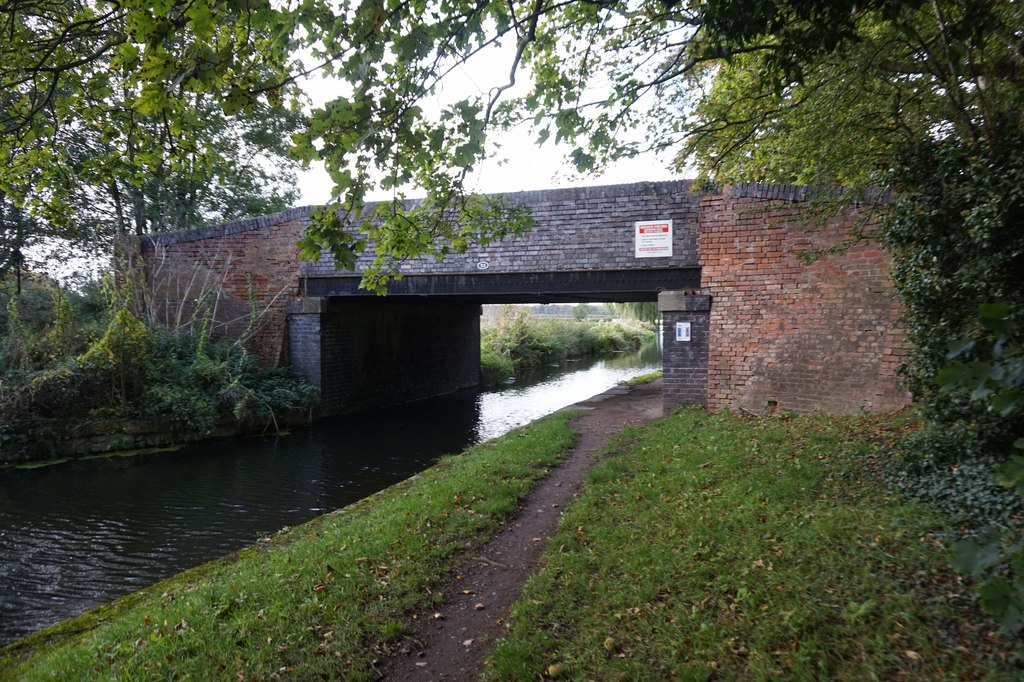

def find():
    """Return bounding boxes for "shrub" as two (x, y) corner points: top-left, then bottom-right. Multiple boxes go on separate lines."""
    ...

(883, 131), (1024, 641)
(480, 345), (514, 384)
(0, 284), (318, 439)
(884, 132), (1024, 464)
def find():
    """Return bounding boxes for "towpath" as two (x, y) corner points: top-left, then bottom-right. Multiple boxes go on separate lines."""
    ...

(377, 379), (665, 680)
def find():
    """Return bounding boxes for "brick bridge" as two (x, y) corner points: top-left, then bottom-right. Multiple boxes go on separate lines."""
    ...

(134, 180), (908, 415)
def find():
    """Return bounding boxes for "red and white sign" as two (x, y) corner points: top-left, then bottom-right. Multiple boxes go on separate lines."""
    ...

(634, 220), (673, 258)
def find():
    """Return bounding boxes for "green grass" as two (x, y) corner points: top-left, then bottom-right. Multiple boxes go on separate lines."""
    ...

(619, 370), (662, 386)
(0, 412), (578, 681)
(486, 409), (1017, 681)
(10, 407), (1015, 680)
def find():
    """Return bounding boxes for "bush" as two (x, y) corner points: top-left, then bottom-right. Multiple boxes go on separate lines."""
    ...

(884, 132), (1024, 463)
(480, 345), (514, 384)
(883, 131), (1024, 641)
(0, 282), (318, 440)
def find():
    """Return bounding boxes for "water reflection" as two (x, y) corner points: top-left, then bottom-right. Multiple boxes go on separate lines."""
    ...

(476, 343), (662, 440)
(0, 344), (659, 646)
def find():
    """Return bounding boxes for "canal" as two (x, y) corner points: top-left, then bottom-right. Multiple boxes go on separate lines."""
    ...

(0, 344), (660, 646)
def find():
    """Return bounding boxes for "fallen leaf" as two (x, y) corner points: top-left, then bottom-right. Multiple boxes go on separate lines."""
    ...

(904, 650), (921, 661)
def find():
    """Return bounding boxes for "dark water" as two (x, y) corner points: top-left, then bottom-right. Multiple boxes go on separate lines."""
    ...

(0, 344), (660, 646)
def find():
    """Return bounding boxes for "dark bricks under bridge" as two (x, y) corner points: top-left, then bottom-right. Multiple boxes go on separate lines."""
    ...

(301, 268), (700, 304)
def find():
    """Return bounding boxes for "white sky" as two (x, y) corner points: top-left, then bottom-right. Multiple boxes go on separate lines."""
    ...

(296, 138), (681, 205)
(294, 42), (683, 206)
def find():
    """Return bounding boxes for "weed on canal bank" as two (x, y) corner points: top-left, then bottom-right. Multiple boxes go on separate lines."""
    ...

(0, 413), (578, 680)
(487, 409), (1019, 680)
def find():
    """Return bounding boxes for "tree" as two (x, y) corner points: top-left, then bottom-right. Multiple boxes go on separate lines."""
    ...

(1, 1), (936, 289)
(1, 193), (35, 280)
(60, 94), (306, 240)
(683, 2), (1023, 185)
(1, 1), (304, 258)
(608, 302), (660, 325)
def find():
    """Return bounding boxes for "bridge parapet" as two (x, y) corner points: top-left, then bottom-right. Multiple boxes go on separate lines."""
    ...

(302, 180), (699, 277)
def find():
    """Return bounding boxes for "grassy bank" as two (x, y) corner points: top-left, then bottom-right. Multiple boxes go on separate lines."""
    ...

(481, 309), (655, 384)
(619, 369), (662, 386)
(487, 409), (1017, 680)
(0, 413), (578, 680)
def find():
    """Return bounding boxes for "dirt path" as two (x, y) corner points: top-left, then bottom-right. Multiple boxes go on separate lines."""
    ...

(376, 379), (664, 681)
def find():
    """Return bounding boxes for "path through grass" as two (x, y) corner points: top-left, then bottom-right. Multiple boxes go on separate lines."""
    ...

(487, 409), (1015, 680)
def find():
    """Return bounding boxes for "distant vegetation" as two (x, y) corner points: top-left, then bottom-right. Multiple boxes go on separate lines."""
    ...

(0, 277), (317, 458)
(480, 306), (655, 385)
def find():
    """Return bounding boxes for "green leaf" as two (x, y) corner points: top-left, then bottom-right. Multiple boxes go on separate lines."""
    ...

(996, 456), (1024, 495)
(979, 301), (1012, 322)
(186, 1), (216, 42)
(991, 388), (1023, 416)
(951, 529), (1003, 577)
(977, 576), (1024, 632)
(570, 148), (595, 172)
(945, 336), (976, 359)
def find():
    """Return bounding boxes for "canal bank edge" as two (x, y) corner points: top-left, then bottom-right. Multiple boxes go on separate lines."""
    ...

(0, 410), (313, 466)
(1, 332), (655, 467)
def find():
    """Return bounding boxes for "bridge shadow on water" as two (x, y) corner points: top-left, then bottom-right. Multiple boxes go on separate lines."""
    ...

(0, 343), (660, 647)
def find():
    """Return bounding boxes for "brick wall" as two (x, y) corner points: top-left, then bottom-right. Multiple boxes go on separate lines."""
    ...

(139, 180), (911, 416)
(659, 294), (712, 411)
(286, 304), (323, 392)
(142, 210), (310, 365)
(143, 182), (699, 367)
(698, 184), (908, 414)
(303, 181), (700, 276)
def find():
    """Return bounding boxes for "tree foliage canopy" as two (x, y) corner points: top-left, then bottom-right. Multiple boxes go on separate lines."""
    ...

(0, 0), (1020, 290)
(9, 0), (1003, 287)
(684, 0), (1023, 188)
(1, 0), (305, 275)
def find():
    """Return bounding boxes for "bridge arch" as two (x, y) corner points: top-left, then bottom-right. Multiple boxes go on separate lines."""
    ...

(133, 180), (908, 416)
